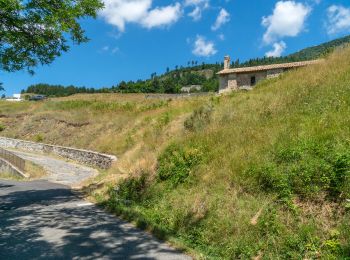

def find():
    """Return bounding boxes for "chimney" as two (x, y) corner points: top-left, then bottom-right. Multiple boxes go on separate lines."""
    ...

(224, 55), (230, 70)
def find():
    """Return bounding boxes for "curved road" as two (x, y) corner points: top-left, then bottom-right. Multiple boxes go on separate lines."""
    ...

(11, 150), (99, 187)
(0, 150), (190, 260)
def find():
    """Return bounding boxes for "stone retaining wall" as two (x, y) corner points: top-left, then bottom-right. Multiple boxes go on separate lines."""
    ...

(144, 93), (213, 99)
(0, 137), (117, 169)
(0, 158), (28, 178)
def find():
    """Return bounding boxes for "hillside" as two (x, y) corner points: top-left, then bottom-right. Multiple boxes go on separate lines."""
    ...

(2, 47), (350, 258)
(287, 34), (350, 61)
(22, 35), (350, 96)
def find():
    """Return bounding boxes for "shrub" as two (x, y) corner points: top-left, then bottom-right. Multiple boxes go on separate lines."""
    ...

(323, 230), (342, 255)
(156, 112), (171, 129)
(250, 139), (350, 201)
(34, 134), (44, 142)
(157, 143), (203, 186)
(0, 123), (5, 131)
(184, 104), (213, 131)
(329, 152), (350, 198)
(111, 173), (148, 203)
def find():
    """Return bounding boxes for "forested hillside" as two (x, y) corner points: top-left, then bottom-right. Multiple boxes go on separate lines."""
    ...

(22, 35), (350, 96)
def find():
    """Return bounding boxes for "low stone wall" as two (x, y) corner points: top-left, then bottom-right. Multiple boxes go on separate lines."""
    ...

(0, 137), (117, 169)
(145, 93), (213, 100)
(0, 158), (28, 178)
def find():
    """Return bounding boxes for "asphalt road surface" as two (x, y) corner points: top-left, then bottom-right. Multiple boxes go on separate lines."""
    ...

(0, 180), (191, 259)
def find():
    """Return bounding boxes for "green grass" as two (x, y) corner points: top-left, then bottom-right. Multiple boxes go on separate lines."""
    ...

(0, 171), (24, 180)
(1, 48), (350, 259)
(103, 48), (350, 258)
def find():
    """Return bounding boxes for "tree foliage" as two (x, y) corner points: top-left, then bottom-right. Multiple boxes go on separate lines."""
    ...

(23, 83), (109, 96)
(0, 0), (103, 73)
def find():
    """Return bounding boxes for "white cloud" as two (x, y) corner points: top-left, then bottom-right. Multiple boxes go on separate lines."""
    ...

(111, 47), (119, 54)
(262, 1), (311, 44)
(218, 33), (225, 40)
(100, 0), (151, 31)
(100, 45), (120, 54)
(185, 0), (209, 21)
(101, 46), (109, 51)
(184, 0), (208, 5)
(326, 5), (350, 35)
(188, 6), (202, 21)
(265, 41), (287, 57)
(100, 0), (182, 31)
(211, 8), (230, 31)
(192, 35), (217, 57)
(142, 3), (182, 29)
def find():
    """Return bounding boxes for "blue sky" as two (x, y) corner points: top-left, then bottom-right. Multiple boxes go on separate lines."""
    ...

(2, 0), (350, 95)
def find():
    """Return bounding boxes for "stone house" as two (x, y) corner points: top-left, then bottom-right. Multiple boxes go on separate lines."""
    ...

(217, 56), (320, 93)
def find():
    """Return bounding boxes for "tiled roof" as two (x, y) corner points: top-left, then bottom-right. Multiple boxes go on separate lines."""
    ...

(217, 60), (321, 75)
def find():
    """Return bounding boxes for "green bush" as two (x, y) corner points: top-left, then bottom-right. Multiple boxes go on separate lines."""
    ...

(0, 123), (5, 131)
(34, 134), (44, 142)
(184, 104), (213, 131)
(157, 143), (203, 186)
(250, 139), (350, 201)
(156, 112), (171, 129)
(111, 173), (148, 203)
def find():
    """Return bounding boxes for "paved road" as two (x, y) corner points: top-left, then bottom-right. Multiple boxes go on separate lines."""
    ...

(0, 179), (191, 260)
(10, 150), (98, 187)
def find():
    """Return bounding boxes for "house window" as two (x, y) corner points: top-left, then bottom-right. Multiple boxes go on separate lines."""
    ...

(250, 76), (256, 86)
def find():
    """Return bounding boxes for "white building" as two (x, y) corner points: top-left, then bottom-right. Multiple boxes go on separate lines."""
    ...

(6, 94), (23, 102)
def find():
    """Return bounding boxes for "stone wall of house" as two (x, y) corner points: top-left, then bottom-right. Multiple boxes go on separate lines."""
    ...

(0, 137), (117, 169)
(266, 68), (284, 79)
(219, 68), (286, 93)
(236, 71), (267, 88)
(219, 73), (238, 93)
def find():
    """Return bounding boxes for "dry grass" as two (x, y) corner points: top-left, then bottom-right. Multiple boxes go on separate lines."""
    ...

(0, 93), (208, 180)
(1, 48), (350, 258)
(25, 161), (47, 179)
(0, 171), (23, 180)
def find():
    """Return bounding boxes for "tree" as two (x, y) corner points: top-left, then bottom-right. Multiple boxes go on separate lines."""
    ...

(0, 82), (4, 92)
(0, 0), (103, 74)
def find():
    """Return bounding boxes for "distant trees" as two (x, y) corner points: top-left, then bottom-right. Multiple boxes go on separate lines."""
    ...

(23, 83), (102, 97)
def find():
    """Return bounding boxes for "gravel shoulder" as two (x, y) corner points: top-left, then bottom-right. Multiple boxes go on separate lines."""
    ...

(10, 150), (98, 187)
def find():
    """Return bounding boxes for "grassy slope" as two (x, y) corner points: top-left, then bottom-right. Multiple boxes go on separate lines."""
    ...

(1, 48), (350, 258)
(105, 48), (350, 259)
(0, 93), (211, 183)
